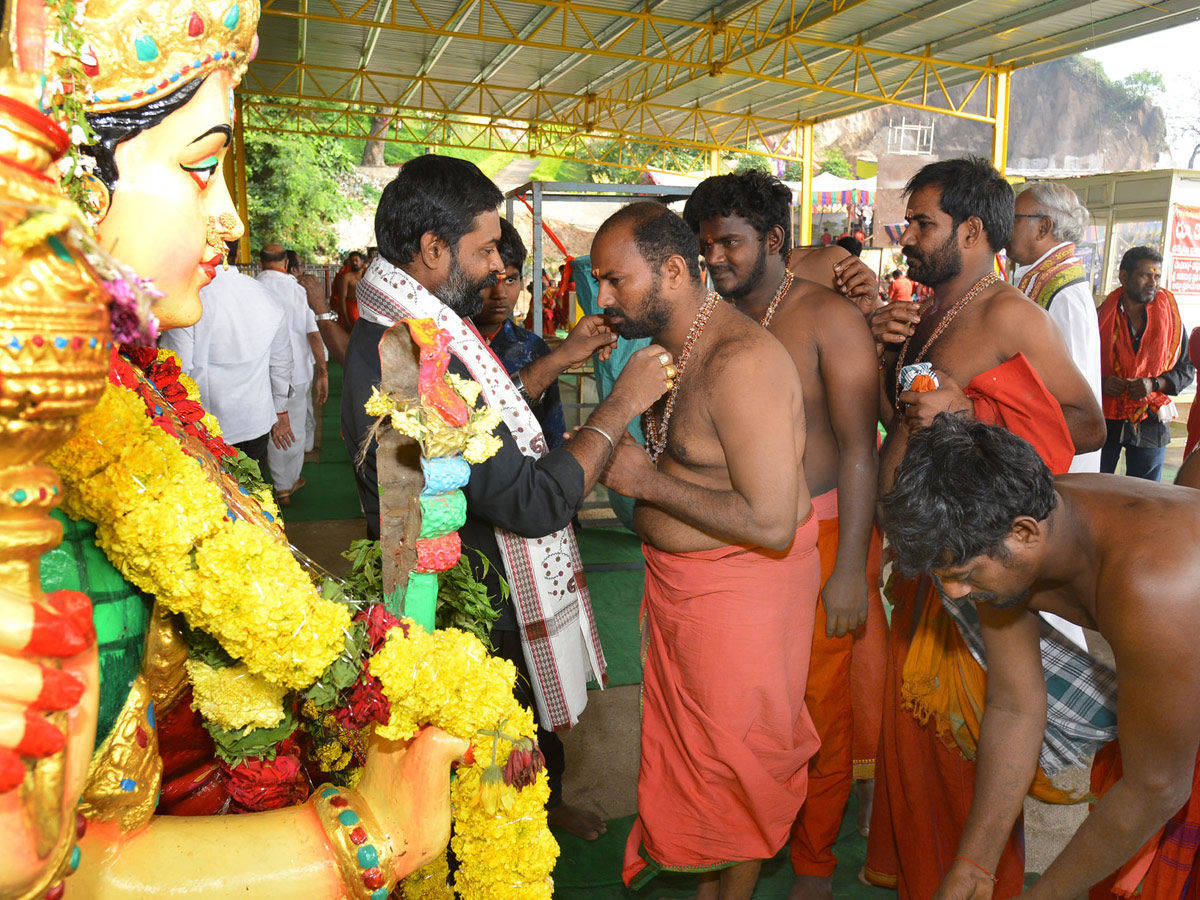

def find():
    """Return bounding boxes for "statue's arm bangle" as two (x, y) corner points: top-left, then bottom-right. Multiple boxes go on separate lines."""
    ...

(309, 784), (397, 900)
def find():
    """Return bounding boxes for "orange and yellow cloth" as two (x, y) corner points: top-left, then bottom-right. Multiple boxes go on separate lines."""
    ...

(865, 353), (1077, 900)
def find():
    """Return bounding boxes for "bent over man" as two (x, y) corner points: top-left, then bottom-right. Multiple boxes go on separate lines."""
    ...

(595, 202), (816, 900)
(886, 414), (1200, 900)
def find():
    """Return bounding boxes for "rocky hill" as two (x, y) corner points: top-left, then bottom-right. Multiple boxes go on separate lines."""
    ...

(817, 57), (1167, 176)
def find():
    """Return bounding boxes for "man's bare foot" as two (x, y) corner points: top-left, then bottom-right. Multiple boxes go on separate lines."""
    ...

(855, 778), (874, 837)
(788, 874), (834, 900)
(546, 804), (608, 840)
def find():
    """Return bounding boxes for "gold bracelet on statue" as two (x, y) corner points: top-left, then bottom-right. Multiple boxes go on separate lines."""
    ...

(310, 784), (397, 900)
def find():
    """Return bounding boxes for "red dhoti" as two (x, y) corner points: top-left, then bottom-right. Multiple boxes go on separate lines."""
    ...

(623, 514), (822, 887)
(790, 488), (888, 876)
(1090, 740), (1200, 900)
(865, 353), (1077, 900)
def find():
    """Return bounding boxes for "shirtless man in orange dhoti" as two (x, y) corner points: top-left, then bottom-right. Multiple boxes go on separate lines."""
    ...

(867, 156), (1105, 900)
(594, 202), (815, 900)
(683, 171), (884, 900)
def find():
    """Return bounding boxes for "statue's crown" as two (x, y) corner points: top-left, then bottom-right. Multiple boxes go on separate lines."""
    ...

(68, 0), (259, 113)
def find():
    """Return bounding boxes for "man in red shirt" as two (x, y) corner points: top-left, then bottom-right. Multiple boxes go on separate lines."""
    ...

(887, 268), (914, 302)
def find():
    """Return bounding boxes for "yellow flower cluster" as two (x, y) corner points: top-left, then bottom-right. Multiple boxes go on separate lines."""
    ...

(451, 736), (557, 900)
(177, 520), (350, 689)
(369, 625), (528, 743)
(401, 852), (454, 900)
(363, 371), (503, 467)
(49, 372), (350, 695)
(373, 622), (558, 899)
(186, 660), (288, 730)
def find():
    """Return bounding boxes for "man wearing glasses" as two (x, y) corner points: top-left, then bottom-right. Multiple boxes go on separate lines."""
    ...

(1007, 183), (1103, 472)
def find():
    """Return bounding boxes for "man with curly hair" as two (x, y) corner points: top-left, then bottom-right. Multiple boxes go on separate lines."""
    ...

(684, 170), (885, 900)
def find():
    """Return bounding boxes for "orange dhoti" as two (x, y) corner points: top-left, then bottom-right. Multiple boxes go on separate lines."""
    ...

(865, 353), (1078, 900)
(623, 514), (822, 887)
(790, 488), (888, 877)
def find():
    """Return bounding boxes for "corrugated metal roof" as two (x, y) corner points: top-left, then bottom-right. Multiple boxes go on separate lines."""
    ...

(242, 0), (1200, 163)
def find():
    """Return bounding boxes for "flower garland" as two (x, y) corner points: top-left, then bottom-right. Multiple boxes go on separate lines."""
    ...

(371, 625), (558, 900)
(41, 0), (100, 213)
(49, 326), (557, 895)
(49, 348), (348, 694)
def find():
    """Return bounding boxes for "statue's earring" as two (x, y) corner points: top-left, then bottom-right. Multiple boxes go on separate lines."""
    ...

(80, 172), (110, 221)
(215, 212), (241, 269)
(205, 216), (230, 269)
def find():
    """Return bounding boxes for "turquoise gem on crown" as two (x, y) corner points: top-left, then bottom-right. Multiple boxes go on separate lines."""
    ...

(134, 35), (159, 62)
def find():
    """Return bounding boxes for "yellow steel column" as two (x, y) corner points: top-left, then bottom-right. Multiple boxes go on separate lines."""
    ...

(707, 149), (721, 176)
(991, 67), (1011, 176)
(799, 122), (814, 247)
(233, 94), (251, 264)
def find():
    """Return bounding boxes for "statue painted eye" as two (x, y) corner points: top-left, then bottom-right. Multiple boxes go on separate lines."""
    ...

(181, 154), (220, 189)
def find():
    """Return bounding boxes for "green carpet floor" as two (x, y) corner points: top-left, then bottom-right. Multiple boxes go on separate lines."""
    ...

(281, 363), (365, 522)
(552, 792), (894, 900)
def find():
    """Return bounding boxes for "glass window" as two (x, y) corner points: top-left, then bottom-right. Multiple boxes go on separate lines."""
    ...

(1076, 222), (1107, 303)
(1106, 220), (1164, 296)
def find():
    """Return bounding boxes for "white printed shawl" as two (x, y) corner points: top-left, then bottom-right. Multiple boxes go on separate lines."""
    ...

(358, 257), (606, 729)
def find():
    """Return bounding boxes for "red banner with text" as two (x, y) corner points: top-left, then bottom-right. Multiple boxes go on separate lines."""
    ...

(1170, 206), (1200, 256)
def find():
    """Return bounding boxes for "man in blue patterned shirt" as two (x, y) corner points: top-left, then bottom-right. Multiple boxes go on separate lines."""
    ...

(472, 218), (616, 451)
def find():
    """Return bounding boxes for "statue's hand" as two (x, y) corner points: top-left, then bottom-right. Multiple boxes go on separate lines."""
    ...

(0, 591), (99, 898)
(0, 590), (96, 789)
(355, 727), (471, 881)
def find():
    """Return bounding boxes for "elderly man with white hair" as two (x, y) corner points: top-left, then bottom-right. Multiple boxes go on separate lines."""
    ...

(1007, 182), (1102, 472)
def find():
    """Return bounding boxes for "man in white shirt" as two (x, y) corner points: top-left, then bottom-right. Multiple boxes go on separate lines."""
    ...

(159, 261), (294, 477)
(257, 243), (324, 503)
(1007, 182), (1103, 473)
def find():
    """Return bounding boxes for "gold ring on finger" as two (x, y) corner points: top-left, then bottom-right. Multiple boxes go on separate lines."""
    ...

(664, 365), (677, 379)
(665, 378), (674, 389)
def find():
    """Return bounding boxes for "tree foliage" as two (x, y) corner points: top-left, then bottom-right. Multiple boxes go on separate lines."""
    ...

(818, 146), (852, 178)
(1119, 69), (1166, 101)
(244, 130), (355, 261)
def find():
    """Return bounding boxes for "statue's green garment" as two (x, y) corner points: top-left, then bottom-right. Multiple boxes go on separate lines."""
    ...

(40, 509), (151, 744)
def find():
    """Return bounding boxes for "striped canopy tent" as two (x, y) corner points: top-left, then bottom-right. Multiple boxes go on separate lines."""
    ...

(807, 172), (876, 207)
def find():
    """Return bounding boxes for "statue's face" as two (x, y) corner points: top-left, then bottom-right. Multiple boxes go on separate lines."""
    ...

(97, 71), (243, 329)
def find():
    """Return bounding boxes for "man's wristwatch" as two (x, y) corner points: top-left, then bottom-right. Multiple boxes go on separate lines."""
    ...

(315, 311), (339, 322)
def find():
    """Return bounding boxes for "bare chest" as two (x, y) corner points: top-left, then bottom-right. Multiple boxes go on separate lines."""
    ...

(894, 305), (1006, 392)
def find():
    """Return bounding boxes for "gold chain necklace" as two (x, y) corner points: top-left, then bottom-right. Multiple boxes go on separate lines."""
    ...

(646, 290), (721, 463)
(893, 271), (1002, 408)
(759, 268), (796, 327)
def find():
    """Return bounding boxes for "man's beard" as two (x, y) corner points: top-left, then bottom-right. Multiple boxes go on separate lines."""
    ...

(435, 250), (497, 318)
(903, 232), (963, 288)
(608, 273), (671, 340)
(714, 243), (768, 302)
(964, 588), (1031, 610)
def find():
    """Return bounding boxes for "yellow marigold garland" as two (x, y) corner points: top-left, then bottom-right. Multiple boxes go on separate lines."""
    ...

(186, 660), (288, 731)
(401, 853), (455, 900)
(372, 623), (558, 899)
(49, 360), (350, 692)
